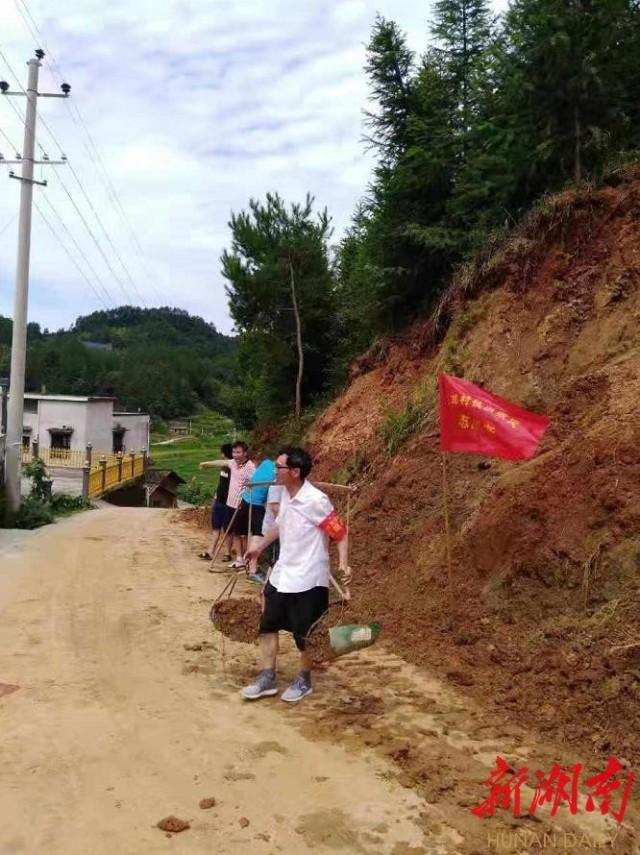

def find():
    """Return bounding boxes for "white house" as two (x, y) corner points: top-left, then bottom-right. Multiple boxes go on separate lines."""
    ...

(21, 394), (150, 457)
(112, 411), (151, 454)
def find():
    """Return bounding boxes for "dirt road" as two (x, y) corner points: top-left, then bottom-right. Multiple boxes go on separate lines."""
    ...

(0, 508), (635, 854)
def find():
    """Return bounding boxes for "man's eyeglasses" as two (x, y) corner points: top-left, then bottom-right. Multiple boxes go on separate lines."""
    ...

(275, 464), (292, 470)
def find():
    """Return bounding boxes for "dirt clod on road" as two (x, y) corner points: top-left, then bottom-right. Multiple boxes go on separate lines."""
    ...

(157, 816), (190, 833)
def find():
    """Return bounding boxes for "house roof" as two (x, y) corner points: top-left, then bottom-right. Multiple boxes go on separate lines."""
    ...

(23, 394), (116, 403)
(148, 484), (178, 499)
(81, 341), (113, 351)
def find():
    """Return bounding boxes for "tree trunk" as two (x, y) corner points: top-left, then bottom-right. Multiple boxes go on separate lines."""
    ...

(289, 260), (304, 419)
(462, 1), (468, 159)
(574, 103), (582, 184)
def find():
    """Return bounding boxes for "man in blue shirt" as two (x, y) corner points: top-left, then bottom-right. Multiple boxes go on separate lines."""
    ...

(230, 457), (276, 576)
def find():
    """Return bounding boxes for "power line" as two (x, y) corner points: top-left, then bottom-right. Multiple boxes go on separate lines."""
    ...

(13, 0), (49, 59)
(1, 53), (69, 512)
(38, 192), (115, 307)
(0, 123), (19, 152)
(9, 2), (165, 303)
(65, 158), (147, 306)
(61, 104), (164, 303)
(0, 46), (51, 158)
(0, 213), (17, 238)
(3, 35), (161, 305)
(13, 0), (64, 85)
(1, 86), (32, 137)
(52, 169), (135, 304)
(34, 199), (109, 309)
(0, 46), (142, 307)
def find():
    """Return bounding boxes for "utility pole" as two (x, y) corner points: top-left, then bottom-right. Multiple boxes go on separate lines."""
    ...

(0, 49), (69, 511)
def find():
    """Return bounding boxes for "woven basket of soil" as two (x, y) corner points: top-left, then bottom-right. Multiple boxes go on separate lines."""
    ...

(209, 598), (261, 644)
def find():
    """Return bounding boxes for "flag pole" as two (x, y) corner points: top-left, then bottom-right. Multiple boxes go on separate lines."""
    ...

(441, 451), (454, 607)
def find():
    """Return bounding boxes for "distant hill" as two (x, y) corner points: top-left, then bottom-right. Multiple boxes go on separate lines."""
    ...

(0, 306), (236, 420)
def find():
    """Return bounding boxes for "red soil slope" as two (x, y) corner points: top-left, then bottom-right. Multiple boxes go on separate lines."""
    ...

(309, 167), (640, 763)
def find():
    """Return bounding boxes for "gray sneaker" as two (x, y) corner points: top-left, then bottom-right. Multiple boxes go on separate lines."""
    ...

(280, 675), (313, 703)
(241, 670), (278, 700)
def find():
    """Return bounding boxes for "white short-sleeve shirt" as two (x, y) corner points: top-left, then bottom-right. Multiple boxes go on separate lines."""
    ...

(262, 485), (283, 535)
(268, 480), (334, 593)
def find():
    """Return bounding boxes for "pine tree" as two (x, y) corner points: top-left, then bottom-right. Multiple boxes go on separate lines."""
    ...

(363, 15), (416, 164)
(431, 0), (492, 159)
(333, 0), (640, 379)
(221, 193), (335, 422)
(492, 0), (638, 207)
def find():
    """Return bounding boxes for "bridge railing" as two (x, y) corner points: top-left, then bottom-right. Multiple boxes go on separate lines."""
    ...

(22, 444), (121, 469)
(84, 451), (148, 498)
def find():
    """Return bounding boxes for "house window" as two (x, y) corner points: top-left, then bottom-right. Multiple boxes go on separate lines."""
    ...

(23, 399), (38, 414)
(113, 428), (126, 454)
(22, 435), (30, 450)
(49, 430), (72, 459)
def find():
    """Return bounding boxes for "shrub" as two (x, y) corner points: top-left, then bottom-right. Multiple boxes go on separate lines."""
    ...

(50, 494), (93, 516)
(151, 417), (169, 437)
(12, 496), (54, 529)
(2, 461), (93, 530)
(24, 458), (51, 501)
(379, 402), (427, 456)
(332, 448), (370, 486)
(178, 477), (215, 506)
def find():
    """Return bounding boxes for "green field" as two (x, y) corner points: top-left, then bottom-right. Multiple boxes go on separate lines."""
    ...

(149, 411), (245, 503)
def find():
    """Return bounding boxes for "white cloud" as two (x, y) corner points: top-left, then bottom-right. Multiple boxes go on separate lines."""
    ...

(0, 0), (509, 335)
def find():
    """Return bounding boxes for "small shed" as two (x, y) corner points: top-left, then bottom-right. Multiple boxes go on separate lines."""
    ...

(167, 419), (191, 436)
(144, 469), (186, 509)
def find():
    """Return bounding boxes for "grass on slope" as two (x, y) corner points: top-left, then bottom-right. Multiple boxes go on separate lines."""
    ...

(149, 410), (245, 503)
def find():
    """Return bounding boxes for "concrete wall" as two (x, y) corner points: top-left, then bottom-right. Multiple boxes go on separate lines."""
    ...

(25, 399), (116, 454)
(23, 412), (38, 441)
(85, 400), (114, 453)
(21, 399), (148, 456)
(113, 414), (150, 453)
(36, 400), (90, 451)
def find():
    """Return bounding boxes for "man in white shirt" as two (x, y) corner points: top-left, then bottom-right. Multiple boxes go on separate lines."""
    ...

(242, 447), (351, 703)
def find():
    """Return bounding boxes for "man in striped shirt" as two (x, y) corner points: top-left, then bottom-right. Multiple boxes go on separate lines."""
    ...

(200, 441), (255, 566)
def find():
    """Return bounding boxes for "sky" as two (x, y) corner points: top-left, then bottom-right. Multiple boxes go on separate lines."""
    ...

(0, 0), (508, 335)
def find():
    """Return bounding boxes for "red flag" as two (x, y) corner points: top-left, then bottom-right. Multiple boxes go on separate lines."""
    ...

(439, 374), (550, 460)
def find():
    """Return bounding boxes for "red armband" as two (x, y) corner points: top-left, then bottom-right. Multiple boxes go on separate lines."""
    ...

(318, 510), (348, 541)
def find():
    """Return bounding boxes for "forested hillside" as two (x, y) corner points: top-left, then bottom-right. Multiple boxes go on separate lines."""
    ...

(221, 0), (640, 428)
(309, 166), (640, 767)
(0, 307), (235, 419)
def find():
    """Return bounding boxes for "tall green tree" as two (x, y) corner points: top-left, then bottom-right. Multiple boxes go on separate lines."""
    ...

(335, 18), (475, 352)
(432, 0), (492, 160)
(252, 1), (640, 400)
(363, 15), (417, 163)
(488, 0), (639, 209)
(221, 193), (335, 424)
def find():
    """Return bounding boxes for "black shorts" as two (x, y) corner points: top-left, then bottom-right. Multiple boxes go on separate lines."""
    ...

(230, 500), (265, 536)
(211, 500), (231, 531)
(259, 582), (329, 651)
